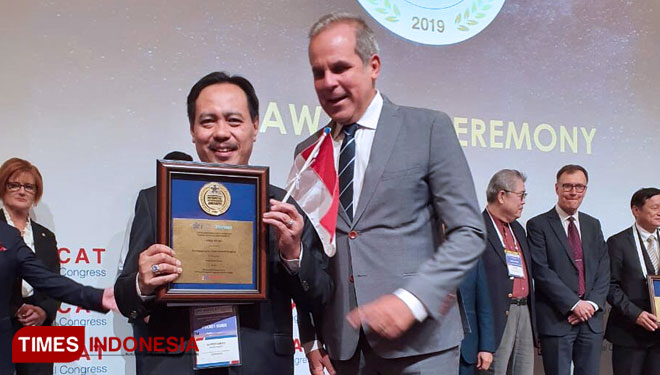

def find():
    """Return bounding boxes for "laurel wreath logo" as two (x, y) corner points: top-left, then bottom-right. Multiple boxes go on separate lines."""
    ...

(363, 0), (401, 23)
(455, 0), (495, 32)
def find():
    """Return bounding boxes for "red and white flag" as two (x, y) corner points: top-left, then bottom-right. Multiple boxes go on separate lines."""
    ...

(284, 127), (338, 257)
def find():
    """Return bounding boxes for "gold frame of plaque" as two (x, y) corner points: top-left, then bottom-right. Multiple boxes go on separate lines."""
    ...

(156, 160), (268, 302)
(649, 275), (660, 319)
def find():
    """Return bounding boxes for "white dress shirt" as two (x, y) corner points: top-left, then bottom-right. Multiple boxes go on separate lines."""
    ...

(331, 91), (382, 215)
(636, 224), (660, 270)
(554, 205), (599, 311)
(636, 224), (659, 247)
(555, 205), (582, 238)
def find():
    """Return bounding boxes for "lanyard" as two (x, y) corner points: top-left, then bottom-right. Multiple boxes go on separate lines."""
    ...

(487, 210), (519, 251)
(632, 224), (660, 278)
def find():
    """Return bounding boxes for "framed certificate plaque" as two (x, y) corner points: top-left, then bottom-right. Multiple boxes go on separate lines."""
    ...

(649, 275), (660, 319)
(156, 160), (268, 302)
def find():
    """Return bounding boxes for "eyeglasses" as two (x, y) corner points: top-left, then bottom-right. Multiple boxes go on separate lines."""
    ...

(560, 183), (587, 193)
(505, 190), (527, 200)
(6, 182), (37, 194)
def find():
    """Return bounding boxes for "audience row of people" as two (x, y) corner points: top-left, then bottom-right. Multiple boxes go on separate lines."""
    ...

(460, 166), (659, 375)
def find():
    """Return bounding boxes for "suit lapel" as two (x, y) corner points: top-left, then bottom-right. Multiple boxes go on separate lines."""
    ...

(32, 222), (47, 258)
(547, 209), (578, 270)
(352, 98), (401, 225)
(483, 210), (507, 265)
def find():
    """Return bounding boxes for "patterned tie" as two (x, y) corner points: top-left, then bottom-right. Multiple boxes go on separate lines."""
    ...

(338, 123), (358, 221)
(647, 235), (659, 274)
(567, 216), (586, 296)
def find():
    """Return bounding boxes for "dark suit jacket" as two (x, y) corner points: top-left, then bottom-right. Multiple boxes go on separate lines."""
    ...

(459, 260), (495, 364)
(1, 209), (62, 328)
(605, 227), (660, 347)
(481, 210), (537, 347)
(0, 222), (104, 373)
(114, 185), (332, 375)
(527, 208), (610, 336)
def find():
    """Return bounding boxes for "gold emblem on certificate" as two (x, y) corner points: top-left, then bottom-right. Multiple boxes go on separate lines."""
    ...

(198, 182), (231, 216)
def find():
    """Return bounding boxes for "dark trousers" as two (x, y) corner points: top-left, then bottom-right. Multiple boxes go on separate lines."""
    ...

(539, 324), (603, 375)
(15, 362), (53, 375)
(612, 343), (660, 375)
(459, 357), (475, 375)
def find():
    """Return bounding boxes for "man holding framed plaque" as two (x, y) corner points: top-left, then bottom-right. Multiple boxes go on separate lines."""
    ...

(606, 187), (660, 375)
(114, 72), (333, 375)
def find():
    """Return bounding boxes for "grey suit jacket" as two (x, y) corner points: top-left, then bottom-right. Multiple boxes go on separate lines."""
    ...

(296, 97), (486, 360)
(527, 208), (610, 336)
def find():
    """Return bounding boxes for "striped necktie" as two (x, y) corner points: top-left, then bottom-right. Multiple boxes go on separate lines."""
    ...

(339, 123), (358, 221)
(647, 235), (659, 273)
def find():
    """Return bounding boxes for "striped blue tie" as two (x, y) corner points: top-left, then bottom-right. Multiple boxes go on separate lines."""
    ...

(339, 123), (358, 221)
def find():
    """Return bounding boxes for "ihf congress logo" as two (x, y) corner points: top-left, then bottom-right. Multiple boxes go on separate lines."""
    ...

(357, 0), (506, 45)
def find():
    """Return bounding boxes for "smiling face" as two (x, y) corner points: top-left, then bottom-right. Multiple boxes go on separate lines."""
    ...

(190, 83), (258, 165)
(308, 22), (380, 125)
(2, 171), (37, 215)
(633, 194), (660, 233)
(555, 170), (588, 215)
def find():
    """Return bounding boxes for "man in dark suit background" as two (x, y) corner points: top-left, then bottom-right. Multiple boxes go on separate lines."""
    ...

(459, 260), (494, 375)
(113, 72), (333, 375)
(297, 12), (486, 375)
(606, 187), (660, 375)
(527, 165), (609, 375)
(0, 222), (115, 373)
(481, 169), (536, 375)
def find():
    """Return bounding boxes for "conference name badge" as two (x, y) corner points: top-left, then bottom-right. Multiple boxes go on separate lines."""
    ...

(199, 182), (231, 216)
(357, 0), (506, 46)
(191, 305), (241, 369)
(505, 250), (524, 278)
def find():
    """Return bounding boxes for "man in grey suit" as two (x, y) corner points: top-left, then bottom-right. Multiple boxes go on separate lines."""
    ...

(296, 12), (486, 375)
(527, 165), (609, 375)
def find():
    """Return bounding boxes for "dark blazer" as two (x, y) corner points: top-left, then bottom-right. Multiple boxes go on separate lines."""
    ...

(459, 259), (495, 365)
(114, 185), (333, 375)
(0, 222), (104, 373)
(481, 210), (537, 347)
(0, 209), (62, 327)
(605, 227), (660, 347)
(527, 208), (610, 336)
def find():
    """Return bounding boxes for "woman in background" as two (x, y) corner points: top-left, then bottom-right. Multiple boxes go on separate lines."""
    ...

(0, 157), (61, 375)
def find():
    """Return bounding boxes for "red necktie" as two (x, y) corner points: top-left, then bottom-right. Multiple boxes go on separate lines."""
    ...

(567, 217), (585, 296)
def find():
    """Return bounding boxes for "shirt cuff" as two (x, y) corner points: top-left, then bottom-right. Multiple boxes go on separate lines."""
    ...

(280, 242), (303, 275)
(586, 300), (599, 311)
(393, 289), (428, 322)
(302, 340), (322, 354)
(135, 274), (155, 302)
(570, 300), (599, 312)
